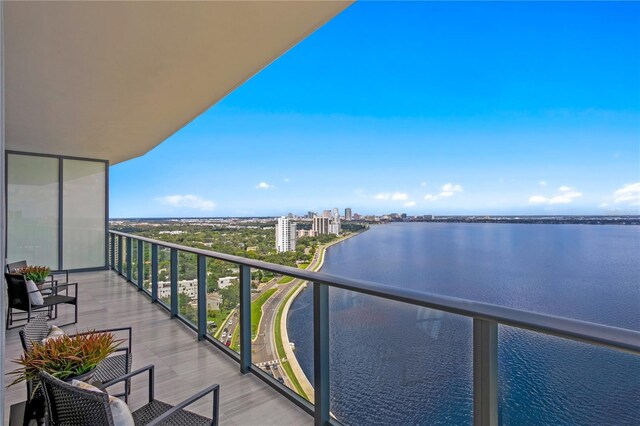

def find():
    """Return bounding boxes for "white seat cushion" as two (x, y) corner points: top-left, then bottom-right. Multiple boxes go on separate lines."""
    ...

(26, 280), (44, 306)
(42, 325), (66, 344)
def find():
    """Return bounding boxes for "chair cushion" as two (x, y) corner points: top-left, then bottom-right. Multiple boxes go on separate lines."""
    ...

(42, 325), (66, 344)
(39, 294), (76, 306)
(26, 279), (44, 305)
(72, 380), (135, 426)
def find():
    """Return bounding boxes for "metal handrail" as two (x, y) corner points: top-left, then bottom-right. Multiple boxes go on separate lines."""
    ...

(109, 229), (640, 355)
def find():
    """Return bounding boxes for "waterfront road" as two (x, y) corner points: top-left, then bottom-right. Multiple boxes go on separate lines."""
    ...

(251, 245), (326, 388)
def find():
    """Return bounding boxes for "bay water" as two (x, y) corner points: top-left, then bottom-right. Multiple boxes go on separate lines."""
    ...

(287, 223), (640, 425)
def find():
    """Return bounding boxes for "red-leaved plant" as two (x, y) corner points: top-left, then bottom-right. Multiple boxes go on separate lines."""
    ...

(8, 331), (122, 388)
(17, 266), (51, 283)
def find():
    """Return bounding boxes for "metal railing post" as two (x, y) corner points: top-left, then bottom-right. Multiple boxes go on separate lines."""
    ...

(125, 237), (132, 282)
(137, 239), (144, 291)
(473, 318), (498, 426)
(239, 265), (251, 374)
(110, 233), (115, 269)
(117, 235), (123, 274)
(170, 248), (178, 318)
(197, 255), (207, 341)
(151, 244), (158, 303)
(313, 282), (330, 426)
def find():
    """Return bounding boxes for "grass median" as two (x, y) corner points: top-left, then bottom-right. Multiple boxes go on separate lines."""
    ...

(251, 288), (277, 339)
(278, 275), (294, 284)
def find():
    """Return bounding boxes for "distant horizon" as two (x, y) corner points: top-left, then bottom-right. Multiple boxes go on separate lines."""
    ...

(109, 213), (640, 220)
(110, 2), (639, 218)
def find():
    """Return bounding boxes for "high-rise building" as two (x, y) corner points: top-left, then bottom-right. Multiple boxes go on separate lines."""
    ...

(332, 207), (339, 219)
(276, 217), (296, 252)
(345, 208), (352, 221)
(322, 210), (332, 218)
(329, 218), (341, 235)
(313, 216), (329, 235)
(307, 211), (316, 219)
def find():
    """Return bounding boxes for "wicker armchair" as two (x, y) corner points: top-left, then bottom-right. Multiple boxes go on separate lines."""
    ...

(19, 314), (133, 401)
(40, 366), (220, 425)
(5, 272), (77, 329)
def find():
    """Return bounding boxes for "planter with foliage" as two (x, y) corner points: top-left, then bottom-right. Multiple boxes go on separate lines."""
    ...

(17, 265), (51, 284)
(8, 331), (122, 388)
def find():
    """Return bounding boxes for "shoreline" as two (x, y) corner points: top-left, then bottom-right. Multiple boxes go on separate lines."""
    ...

(278, 230), (367, 399)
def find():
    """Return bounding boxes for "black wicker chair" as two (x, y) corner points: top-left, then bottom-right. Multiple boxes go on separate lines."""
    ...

(5, 272), (78, 329)
(40, 366), (220, 425)
(19, 314), (134, 401)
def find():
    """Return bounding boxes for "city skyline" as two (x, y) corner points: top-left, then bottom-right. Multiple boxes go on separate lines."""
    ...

(110, 2), (640, 218)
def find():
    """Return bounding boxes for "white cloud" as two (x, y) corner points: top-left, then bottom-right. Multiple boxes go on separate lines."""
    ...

(529, 195), (548, 204)
(539, 180), (547, 186)
(441, 183), (463, 193)
(256, 182), (273, 190)
(420, 182), (427, 187)
(373, 192), (408, 201)
(612, 182), (640, 205)
(548, 191), (582, 204)
(424, 194), (438, 201)
(392, 192), (408, 201)
(599, 203), (609, 208)
(156, 195), (216, 211)
(403, 201), (416, 207)
(436, 183), (463, 198)
(283, 178), (290, 183)
(528, 185), (582, 205)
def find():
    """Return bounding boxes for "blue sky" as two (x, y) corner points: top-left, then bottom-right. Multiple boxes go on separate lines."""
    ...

(110, 1), (640, 218)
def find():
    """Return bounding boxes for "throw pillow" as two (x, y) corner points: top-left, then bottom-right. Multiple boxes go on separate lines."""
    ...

(71, 380), (135, 426)
(41, 325), (67, 344)
(25, 280), (45, 306)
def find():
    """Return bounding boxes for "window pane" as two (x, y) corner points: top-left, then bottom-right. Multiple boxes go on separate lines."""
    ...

(62, 159), (105, 269)
(7, 154), (59, 267)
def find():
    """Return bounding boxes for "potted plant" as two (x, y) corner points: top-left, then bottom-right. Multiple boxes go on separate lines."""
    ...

(8, 331), (122, 389)
(17, 265), (51, 286)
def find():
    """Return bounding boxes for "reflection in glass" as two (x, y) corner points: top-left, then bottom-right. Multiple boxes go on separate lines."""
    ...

(7, 154), (59, 267)
(62, 159), (105, 269)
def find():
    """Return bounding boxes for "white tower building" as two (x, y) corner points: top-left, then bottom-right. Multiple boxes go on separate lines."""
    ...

(276, 217), (296, 252)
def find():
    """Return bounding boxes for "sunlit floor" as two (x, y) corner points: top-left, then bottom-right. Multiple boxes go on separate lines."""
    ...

(3, 270), (312, 425)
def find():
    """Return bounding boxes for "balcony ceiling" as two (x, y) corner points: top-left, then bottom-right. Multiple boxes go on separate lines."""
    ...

(4, 1), (352, 164)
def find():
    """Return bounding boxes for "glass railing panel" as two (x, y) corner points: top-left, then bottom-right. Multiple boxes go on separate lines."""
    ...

(251, 271), (307, 396)
(498, 326), (640, 425)
(205, 259), (240, 352)
(141, 242), (151, 294)
(324, 288), (472, 425)
(176, 251), (198, 326)
(157, 246), (171, 308)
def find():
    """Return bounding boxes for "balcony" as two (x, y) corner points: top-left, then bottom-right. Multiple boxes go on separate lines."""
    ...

(8, 231), (638, 425)
(3, 268), (312, 425)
